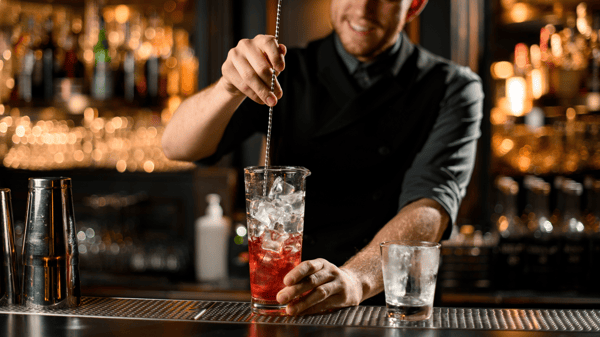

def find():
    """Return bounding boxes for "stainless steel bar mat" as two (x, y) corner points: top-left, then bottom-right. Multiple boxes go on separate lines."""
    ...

(0, 297), (599, 332)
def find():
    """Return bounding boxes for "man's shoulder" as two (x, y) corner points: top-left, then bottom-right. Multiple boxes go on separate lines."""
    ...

(412, 45), (481, 85)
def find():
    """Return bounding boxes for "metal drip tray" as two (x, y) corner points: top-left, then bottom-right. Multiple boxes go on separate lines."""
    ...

(0, 297), (599, 332)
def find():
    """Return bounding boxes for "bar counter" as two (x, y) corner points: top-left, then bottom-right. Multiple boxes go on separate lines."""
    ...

(1, 297), (598, 336)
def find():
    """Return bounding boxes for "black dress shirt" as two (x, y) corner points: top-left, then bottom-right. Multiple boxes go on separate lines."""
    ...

(200, 32), (484, 269)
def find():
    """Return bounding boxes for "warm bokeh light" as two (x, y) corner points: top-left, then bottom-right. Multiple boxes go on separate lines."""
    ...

(510, 2), (531, 23)
(530, 68), (543, 99)
(566, 107), (577, 120)
(491, 61), (514, 79)
(114, 5), (130, 24)
(68, 95), (88, 114)
(506, 76), (527, 116)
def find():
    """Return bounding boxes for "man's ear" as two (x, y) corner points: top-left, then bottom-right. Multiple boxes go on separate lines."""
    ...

(406, 0), (428, 23)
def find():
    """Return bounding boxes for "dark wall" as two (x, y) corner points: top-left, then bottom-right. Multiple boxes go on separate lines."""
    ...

(419, 1), (452, 60)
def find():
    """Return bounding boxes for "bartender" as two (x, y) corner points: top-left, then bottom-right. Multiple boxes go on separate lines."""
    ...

(162, 0), (483, 315)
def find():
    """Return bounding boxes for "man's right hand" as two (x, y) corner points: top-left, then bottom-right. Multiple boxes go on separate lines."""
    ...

(220, 34), (287, 107)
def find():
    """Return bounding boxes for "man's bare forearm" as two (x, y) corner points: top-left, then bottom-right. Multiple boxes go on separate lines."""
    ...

(341, 198), (449, 302)
(161, 78), (247, 162)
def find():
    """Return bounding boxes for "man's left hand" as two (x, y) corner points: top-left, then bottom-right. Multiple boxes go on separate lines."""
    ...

(276, 258), (363, 315)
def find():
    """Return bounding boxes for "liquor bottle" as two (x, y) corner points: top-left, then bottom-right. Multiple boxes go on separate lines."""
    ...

(92, 16), (112, 100)
(113, 21), (136, 103)
(586, 13), (600, 113)
(13, 16), (36, 102)
(40, 16), (56, 101)
(584, 177), (600, 291)
(31, 17), (44, 100)
(558, 180), (590, 291)
(523, 180), (559, 291)
(492, 176), (527, 291)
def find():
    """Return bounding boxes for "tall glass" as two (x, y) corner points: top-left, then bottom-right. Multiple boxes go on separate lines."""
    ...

(244, 166), (310, 315)
(380, 240), (441, 321)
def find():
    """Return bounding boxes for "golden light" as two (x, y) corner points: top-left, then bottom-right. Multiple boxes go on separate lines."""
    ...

(6, 78), (14, 90)
(54, 152), (65, 164)
(0, 60), (4, 71)
(490, 107), (508, 125)
(145, 28), (156, 40)
(164, 0), (177, 12)
(32, 125), (42, 137)
(530, 68), (543, 99)
(115, 5), (130, 24)
(108, 31), (120, 46)
(112, 117), (123, 129)
(84, 107), (95, 122)
(518, 156), (531, 172)
(0, 122), (7, 133)
(587, 92), (600, 112)
(128, 38), (140, 50)
(83, 141), (93, 154)
(138, 42), (153, 60)
(103, 8), (115, 23)
(577, 17), (591, 37)
(510, 2), (530, 23)
(116, 160), (127, 172)
(551, 33), (562, 58)
(0, 104), (4, 115)
(143, 160), (155, 173)
(2, 50), (11, 60)
(15, 125), (25, 137)
(84, 49), (94, 63)
(72, 18), (83, 34)
(500, 138), (514, 155)
(74, 150), (84, 162)
(514, 43), (528, 69)
(168, 95), (182, 113)
(566, 107), (576, 120)
(530, 44), (541, 68)
(92, 149), (103, 161)
(491, 61), (514, 79)
(68, 94), (88, 114)
(506, 76), (527, 116)
(498, 216), (509, 232)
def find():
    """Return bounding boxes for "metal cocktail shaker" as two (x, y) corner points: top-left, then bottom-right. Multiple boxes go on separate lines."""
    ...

(0, 188), (19, 305)
(21, 177), (80, 308)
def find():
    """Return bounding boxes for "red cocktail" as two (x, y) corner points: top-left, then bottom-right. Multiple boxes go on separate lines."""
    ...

(244, 166), (310, 315)
(248, 232), (302, 308)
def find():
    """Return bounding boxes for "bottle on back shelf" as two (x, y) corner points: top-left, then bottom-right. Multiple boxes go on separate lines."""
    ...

(492, 176), (527, 291)
(523, 179), (559, 291)
(558, 180), (591, 291)
(195, 194), (231, 282)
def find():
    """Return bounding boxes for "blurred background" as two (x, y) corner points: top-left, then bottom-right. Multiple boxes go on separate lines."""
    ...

(0, 0), (599, 309)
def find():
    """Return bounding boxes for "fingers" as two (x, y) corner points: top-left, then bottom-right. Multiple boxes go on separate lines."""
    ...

(285, 280), (343, 316)
(221, 35), (285, 106)
(284, 259), (326, 286)
(277, 267), (336, 304)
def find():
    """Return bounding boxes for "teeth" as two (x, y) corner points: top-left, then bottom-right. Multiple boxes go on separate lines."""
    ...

(350, 23), (369, 32)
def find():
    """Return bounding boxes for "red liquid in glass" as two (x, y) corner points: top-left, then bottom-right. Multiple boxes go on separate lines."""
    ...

(248, 233), (302, 304)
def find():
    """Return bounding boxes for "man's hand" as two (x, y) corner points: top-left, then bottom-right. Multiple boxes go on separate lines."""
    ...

(219, 34), (287, 107)
(276, 259), (364, 315)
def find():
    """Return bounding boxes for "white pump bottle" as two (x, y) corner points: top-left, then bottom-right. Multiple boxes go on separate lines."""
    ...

(195, 194), (230, 282)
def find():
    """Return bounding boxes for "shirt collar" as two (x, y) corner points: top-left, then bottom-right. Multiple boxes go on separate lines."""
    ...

(333, 32), (403, 76)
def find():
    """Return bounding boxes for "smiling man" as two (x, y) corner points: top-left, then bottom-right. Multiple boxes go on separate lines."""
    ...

(162, 0), (483, 315)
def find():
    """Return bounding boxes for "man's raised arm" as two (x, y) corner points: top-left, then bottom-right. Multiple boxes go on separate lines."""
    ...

(161, 35), (286, 162)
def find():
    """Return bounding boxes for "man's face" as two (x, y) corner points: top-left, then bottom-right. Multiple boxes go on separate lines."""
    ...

(330, 0), (412, 62)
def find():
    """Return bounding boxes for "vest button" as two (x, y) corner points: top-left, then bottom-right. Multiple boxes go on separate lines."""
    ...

(372, 191), (383, 201)
(378, 146), (390, 156)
